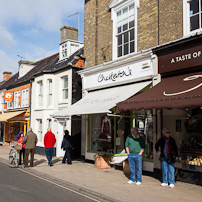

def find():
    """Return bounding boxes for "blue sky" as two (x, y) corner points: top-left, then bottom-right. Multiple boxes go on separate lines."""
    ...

(0, 0), (84, 81)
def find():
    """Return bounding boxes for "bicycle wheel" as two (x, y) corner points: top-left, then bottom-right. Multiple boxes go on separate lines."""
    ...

(14, 151), (19, 167)
(9, 156), (14, 164)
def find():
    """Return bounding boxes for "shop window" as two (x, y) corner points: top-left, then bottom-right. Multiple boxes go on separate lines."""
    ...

(48, 79), (53, 106)
(38, 81), (43, 107)
(37, 119), (43, 142)
(183, 0), (202, 35)
(110, 0), (138, 60)
(163, 107), (202, 168)
(62, 76), (68, 100)
(7, 122), (20, 140)
(22, 89), (29, 107)
(14, 91), (21, 108)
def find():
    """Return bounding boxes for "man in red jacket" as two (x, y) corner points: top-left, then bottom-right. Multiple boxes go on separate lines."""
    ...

(44, 127), (56, 166)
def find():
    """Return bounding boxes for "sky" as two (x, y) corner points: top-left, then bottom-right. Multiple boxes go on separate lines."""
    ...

(0, 0), (84, 81)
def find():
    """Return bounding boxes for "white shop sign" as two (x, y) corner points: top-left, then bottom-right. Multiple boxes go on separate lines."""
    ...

(84, 59), (153, 89)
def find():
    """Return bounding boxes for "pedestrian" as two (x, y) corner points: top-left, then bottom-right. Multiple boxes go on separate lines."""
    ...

(22, 127), (38, 168)
(125, 127), (145, 185)
(61, 130), (74, 165)
(18, 132), (26, 165)
(44, 127), (56, 166)
(155, 128), (178, 188)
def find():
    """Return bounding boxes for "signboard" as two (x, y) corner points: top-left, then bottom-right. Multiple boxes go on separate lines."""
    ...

(158, 40), (202, 74)
(4, 92), (13, 102)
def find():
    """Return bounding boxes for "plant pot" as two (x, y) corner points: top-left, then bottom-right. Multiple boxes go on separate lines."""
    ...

(94, 155), (111, 169)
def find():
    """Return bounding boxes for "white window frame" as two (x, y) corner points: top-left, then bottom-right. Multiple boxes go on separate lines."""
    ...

(38, 81), (43, 107)
(62, 43), (68, 59)
(48, 79), (53, 107)
(62, 76), (68, 100)
(183, 0), (202, 36)
(7, 93), (14, 109)
(37, 119), (43, 142)
(14, 91), (21, 108)
(22, 88), (29, 107)
(111, 0), (139, 60)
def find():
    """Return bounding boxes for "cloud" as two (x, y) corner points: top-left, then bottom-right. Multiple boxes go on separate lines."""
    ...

(0, 50), (17, 81)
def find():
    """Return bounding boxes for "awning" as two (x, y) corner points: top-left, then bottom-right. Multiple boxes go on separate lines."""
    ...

(116, 71), (202, 112)
(51, 81), (151, 117)
(0, 111), (26, 122)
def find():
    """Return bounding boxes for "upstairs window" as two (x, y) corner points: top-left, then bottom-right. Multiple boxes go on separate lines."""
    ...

(117, 4), (135, 57)
(37, 119), (42, 142)
(189, 0), (202, 31)
(38, 81), (43, 107)
(110, 0), (138, 60)
(62, 77), (68, 100)
(62, 43), (67, 58)
(14, 91), (21, 108)
(22, 89), (29, 107)
(48, 79), (53, 106)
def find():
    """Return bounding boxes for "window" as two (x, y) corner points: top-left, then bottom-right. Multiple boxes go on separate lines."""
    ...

(7, 94), (13, 109)
(38, 81), (43, 107)
(62, 77), (68, 100)
(14, 91), (20, 108)
(110, 0), (138, 60)
(22, 89), (29, 107)
(1, 94), (4, 110)
(38, 119), (42, 142)
(62, 43), (67, 58)
(184, 0), (202, 35)
(48, 80), (52, 106)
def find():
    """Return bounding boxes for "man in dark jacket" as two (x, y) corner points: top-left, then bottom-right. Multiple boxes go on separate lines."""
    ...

(22, 127), (38, 168)
(61, 130), (74, 164)
(155, 128), (178, 188)
(44, 128), (56, 166)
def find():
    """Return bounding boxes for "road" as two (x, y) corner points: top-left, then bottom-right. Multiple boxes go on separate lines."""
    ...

(0, 161), (101, 202)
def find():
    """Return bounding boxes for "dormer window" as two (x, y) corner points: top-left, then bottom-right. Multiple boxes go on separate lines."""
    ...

(62, 43), (67, 58)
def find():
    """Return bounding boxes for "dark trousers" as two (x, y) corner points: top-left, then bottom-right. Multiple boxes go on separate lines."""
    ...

(24, 148), (35, 167)
(63, 149), (72, 164)
(45, 147), (54, 164)
(19, 148), (25, 165)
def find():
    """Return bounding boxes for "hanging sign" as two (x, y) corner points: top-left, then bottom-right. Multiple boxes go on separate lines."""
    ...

(4, 92), (13, 102)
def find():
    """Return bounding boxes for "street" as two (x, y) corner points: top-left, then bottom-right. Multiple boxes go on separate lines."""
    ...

(0, 161), (101, 202)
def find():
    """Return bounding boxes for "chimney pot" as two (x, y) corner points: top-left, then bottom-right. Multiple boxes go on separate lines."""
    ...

(3, 72), (12, 81)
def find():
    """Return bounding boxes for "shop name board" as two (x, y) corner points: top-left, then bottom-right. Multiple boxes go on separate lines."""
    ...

(170, 51), (201, 64)
(158, 42), (202, 74)
(97, 67), (132, 83)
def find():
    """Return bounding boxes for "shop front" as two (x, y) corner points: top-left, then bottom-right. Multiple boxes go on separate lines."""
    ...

(116, 34), (202, 185)
(51, 49), (157, 171)
(0, 109), (30, 142)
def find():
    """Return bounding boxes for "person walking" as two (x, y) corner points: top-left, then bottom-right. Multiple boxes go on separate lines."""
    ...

(125, 127), (145, 185)
(44, 127), (56, 166)
(61, 130), (74, 165)
(18, 132), (26, 165)
(155, 128), (178, 188)
(22, 127), (38, 168)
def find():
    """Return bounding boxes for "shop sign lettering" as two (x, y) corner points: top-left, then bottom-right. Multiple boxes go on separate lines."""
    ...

(98, 67), (132, 83)
(170, 51), (201, 64)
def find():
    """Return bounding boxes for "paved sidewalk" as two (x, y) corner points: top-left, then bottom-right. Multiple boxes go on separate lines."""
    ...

(1, 146), (202, 202)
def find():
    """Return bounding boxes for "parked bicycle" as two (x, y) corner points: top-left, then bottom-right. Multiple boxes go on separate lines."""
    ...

(9, 141), (22, 167)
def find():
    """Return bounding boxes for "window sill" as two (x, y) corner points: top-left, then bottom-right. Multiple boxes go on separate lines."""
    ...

(58, 102), (69, 105)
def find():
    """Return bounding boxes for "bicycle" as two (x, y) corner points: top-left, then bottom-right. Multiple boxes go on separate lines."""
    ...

(9, 141), (21, 167)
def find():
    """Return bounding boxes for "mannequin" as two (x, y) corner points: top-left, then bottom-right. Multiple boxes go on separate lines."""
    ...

(101, 116), (111, 138)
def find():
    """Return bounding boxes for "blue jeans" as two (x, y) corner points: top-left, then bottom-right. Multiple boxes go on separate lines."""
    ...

(161, 157), (175, 184)
(128, 154), (142, 182)
(45, 147), (54, 164)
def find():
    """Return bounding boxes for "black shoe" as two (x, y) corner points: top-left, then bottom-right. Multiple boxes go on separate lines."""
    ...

(62, 161), (66, 164)
(67, 163), (72, 165)
(50, 162), (53, 166)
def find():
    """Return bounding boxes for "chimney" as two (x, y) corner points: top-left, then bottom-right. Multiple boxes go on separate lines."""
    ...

(60, 26), (78, 43)
(3, 72), (12, 81)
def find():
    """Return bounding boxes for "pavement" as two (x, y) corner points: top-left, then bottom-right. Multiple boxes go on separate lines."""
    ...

(0, 146), (202, 202)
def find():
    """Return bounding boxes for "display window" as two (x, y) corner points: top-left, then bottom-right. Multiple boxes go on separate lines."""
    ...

(163, 107), (202, 168)
(88, 109), (153, 160)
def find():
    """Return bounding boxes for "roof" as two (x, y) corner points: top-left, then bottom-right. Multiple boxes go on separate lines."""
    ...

(0, 47), (84, 90)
